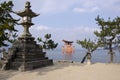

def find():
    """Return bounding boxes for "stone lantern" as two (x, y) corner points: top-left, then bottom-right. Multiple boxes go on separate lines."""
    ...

(5, 1), (53, 71)
(15, 1), (39, 38)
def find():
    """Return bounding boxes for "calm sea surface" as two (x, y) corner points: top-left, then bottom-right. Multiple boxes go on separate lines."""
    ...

(46, 49), (120, 63)
(0, 49), (120, 63)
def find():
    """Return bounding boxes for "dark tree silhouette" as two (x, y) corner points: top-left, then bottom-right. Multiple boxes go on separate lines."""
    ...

(0, 1), (18, 47)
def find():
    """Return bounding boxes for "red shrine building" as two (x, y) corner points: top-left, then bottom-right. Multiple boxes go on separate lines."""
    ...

(62, 40), (74, 54)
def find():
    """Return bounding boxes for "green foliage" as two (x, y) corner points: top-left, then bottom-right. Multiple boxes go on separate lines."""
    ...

(0, 1), (18, 47)
(77, 39), (99, 63)
(37, 34), (58, 51)
(45, 34), (51, 39)
(8, 32), (18, 43)
(94, 16), (120, 63)
(94, 16), (120, 50)
(77, 39), (99, 53)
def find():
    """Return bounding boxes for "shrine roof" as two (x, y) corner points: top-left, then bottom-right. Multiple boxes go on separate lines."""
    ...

(62, 40), (73, 44)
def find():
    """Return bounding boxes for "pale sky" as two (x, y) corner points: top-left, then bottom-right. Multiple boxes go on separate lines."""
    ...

(1, 0), (120, 49)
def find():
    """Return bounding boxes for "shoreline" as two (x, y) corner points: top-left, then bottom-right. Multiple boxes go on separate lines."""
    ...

(0, 62), (120, 80)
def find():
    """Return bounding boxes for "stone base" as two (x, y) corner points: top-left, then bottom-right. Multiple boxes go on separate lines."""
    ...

(5, 36), (53, 71)
(13, 60), (53, 71)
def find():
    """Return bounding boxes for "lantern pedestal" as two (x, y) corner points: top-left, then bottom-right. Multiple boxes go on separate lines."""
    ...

(4, 1), (53, 71)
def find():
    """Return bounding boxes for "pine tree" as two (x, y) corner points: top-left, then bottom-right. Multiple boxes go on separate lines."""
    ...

(0, 1), (18, 47)
(77, 39), (99, 63)
(37, 34), (58, 52)
(94, 16), (120, 63)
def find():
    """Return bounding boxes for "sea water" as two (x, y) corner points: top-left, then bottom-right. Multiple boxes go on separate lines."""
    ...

(0, 49), (120, 63)
(46, 49), (120, 63)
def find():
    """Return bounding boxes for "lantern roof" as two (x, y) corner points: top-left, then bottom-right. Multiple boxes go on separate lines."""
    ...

(63, 40), (73, 45)
(15, 1), (39, 17)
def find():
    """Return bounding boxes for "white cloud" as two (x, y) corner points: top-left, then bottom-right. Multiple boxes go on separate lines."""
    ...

(31, 25), (50, 31)
(93, 0), (120, 12)
(91, 6), (99, 12)
(1, 0), (119, 15)
(39, 0), (81, 15)
(30, 25), (100, 48)
(31, 25), (99, 40)
(73, 6), (99, 13)
(73, 8), (86, 13)
(69, 26), (98, 36)
(73, 0), (120, 13)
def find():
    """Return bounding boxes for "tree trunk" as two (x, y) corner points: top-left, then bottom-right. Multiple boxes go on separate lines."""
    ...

(81, 55), (87, 63)
(108, 42), (114, 63)
(110, 53), (114, 63)
(81, 52), (91, 64)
